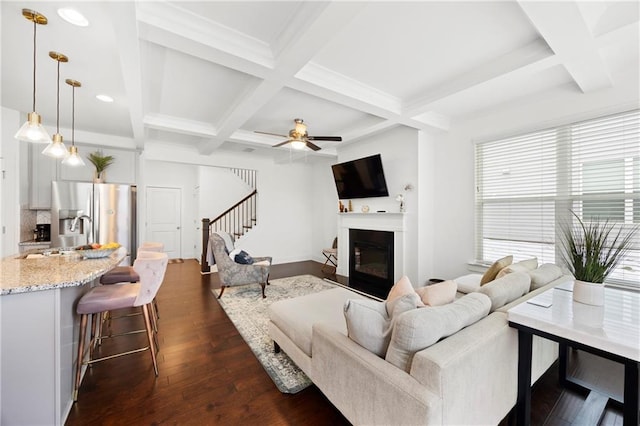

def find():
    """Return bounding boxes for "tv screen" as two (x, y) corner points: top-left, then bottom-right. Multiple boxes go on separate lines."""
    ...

(331, 154), (389, 199)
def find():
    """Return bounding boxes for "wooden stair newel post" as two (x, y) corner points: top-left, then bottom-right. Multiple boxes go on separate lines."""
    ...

(201, 218), (211, 273)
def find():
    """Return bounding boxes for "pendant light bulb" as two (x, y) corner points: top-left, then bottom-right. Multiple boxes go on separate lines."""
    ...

(62, 79), (85, 167)
(15, 9), (50, 143)
(291, 140), (306, 150)
(42, 52), (68, 158)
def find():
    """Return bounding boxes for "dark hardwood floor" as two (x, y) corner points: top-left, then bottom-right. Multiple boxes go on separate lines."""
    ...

(66, 260), (624, 425)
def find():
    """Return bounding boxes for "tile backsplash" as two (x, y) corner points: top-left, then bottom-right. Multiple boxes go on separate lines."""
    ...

(20, 209), (51, 241)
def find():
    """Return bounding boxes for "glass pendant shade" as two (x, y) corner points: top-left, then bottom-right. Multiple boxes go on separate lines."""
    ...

(291, 140), (306, 150)
(42, 133), (67, 158)
(62, 145), (85, 167)
(16, 9), (50, 143)
(14, 112), (51, 142)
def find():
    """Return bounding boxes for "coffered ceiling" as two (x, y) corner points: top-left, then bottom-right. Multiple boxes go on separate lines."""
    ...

(2, 1), (638, 159)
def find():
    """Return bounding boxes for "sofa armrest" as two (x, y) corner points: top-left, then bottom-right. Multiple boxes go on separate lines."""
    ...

(311, 323), (442, 426)
(409, 312), (518, 426)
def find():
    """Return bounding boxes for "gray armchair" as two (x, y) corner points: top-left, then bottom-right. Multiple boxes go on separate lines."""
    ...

(210, 232), (272, 298)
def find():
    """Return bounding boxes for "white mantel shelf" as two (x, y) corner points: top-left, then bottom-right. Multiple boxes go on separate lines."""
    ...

(336, 212), (406, 280)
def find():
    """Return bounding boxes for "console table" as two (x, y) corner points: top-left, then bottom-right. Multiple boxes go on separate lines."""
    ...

(508, 283), (639, 426)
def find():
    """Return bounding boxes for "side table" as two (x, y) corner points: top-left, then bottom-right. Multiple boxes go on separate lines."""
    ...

(507, 283), (639, 426)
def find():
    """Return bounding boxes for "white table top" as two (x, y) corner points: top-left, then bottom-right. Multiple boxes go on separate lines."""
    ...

(508, 282), (640, 362)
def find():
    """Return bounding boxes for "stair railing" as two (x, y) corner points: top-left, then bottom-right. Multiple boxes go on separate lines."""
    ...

(200, 189), (257, 273)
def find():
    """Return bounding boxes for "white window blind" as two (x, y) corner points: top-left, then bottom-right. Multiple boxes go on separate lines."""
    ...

(475, 110), (640, 288)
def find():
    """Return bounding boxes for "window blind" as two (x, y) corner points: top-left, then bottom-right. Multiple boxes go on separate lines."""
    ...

(475, 109), (639, 288)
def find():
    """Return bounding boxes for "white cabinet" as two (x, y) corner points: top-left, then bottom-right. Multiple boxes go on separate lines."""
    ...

(29, 144), (58, 209)
(58, 146), (137, 184)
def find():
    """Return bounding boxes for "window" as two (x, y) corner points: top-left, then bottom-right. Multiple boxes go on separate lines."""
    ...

(475, 110), (640, 287)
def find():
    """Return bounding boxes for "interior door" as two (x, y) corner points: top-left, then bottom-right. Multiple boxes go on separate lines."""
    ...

(146, 186), (181, 259)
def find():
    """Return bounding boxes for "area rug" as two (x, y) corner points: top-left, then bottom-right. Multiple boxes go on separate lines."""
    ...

(214, 275), (337, 393)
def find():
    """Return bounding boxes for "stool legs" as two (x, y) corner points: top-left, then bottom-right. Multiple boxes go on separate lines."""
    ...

(73, 313), (88, 402)
(142, 304), (159, 376)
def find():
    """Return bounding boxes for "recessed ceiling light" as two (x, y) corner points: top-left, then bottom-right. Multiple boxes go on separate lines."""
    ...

(96, 94), (114, 103)
(57, 8), (89, 27)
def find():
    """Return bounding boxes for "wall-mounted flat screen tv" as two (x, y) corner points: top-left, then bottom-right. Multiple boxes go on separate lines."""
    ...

(331, 154), (389, 199)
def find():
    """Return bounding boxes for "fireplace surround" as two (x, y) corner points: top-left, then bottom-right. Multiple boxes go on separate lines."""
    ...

(336, 212), (406, 298)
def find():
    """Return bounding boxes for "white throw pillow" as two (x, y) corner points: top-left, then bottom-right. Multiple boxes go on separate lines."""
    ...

(496, 257), (538, 279)
(228, 247), (241, 260)
(453, 274), (482, 294)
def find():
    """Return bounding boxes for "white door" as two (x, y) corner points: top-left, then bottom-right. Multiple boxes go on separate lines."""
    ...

(146, 187), (181, 259)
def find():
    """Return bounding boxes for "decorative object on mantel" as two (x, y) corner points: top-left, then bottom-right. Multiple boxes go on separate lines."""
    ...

(559, 210), (638, 306)
(395, 194), (405, 212)
(61, 79), (85, 167)
(348, 200), (353, 212)
(338, 201), (344, 212)
(42, 51), (69, 158)
(15, 9), (51, 143)
(87, 151), (114, 183)
(361, 205), (370, 213)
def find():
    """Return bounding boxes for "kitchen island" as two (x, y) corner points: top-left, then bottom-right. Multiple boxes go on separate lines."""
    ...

(0, 247), (126, 425)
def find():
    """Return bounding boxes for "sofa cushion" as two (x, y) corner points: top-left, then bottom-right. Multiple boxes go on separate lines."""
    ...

(529, 264), (563, 290)
(496, 257), (538, 278)
(268, 287), (366, 357)
(385, 293), (491, 372)
(344, 292), (421, 357)
(415, 280), (457, 306)
(478, 272), (531, 312)
(453, 273), (482, 294)
(481, 255), (513, 285)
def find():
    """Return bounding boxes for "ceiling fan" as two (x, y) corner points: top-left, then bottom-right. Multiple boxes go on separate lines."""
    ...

(254, 118), (342, 151)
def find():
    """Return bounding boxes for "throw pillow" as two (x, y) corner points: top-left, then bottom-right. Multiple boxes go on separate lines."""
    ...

(529, 263), (563, 290)
(234, 250), (254, 264)
(453, 274), (482, 294)
(480, 255), (513, 285)
(478, 271), (531, 312)
(415, 280), (457, 306)
(385, 293), (491, 372)
(386, 275), (416, 302)
(344, 292), (421, 357)
(228, 247), (241, 260)
(496, 257), (538, 279)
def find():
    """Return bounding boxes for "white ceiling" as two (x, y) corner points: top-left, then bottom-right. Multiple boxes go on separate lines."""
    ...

(2, 1), (639, 160)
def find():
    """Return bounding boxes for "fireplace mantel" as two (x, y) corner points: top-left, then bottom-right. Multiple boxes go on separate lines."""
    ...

(336, 213), (405, 282)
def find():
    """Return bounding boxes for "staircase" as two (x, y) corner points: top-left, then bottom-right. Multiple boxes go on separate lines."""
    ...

(200, 168), (257, 273)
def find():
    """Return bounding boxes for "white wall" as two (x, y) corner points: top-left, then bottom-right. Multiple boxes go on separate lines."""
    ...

(331, 126), (422, 285)
(431, 67), (640, 279)
(143, 143), (316, 264)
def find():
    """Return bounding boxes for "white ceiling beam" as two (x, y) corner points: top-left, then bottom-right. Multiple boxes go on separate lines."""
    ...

(144, 113), (218, 138)
(106, 2), (145, 147)
(517, 0), (612, 93)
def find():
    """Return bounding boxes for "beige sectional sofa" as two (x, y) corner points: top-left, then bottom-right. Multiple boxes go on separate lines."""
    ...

(268, 267), (569, 425)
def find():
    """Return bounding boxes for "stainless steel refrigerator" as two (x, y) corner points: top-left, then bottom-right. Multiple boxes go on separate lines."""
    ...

(51, 181), (137, 264)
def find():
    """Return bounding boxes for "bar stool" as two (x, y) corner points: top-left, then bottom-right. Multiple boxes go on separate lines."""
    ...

(100, 242), (165, 285)
(73, 251), (168, 401)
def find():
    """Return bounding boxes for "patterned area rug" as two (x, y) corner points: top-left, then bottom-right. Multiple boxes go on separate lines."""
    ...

(214, 274), (337, 393)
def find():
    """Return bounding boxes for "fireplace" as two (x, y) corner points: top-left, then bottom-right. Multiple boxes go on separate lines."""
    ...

(349, 229), (394, 299)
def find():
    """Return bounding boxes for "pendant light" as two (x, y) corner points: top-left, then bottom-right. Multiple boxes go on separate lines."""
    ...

(42, 52), (69, 158)
(61, 79), (85, 167)
(14, 9), (50, 143)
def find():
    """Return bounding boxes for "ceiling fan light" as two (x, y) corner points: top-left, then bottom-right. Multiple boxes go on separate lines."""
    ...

(15, 112), (50, 143)
(291, 140), (306, 150)
(294, 118), (306, 135)
(62, 145), (85, 167)
(42, 133), (68, 158)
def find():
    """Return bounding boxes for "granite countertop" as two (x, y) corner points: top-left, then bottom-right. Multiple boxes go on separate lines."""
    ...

(0, 247), (126, 296)
(19, 240), (51, 246)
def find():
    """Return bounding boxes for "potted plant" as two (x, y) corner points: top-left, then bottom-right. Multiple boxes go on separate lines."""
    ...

(87, 151), (114, 183)
(559, 210), (638, 305)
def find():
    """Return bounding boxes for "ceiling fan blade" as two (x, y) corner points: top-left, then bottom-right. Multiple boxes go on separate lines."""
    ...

(306, 141), (322, 151)
(272, 140), (293, 148)
(255, 130), (288, 138)
(307, 136), (342, 142)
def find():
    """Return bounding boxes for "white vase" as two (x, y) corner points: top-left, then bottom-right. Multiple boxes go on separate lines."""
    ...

(572, 280), (605, 306)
